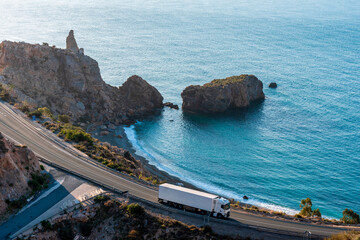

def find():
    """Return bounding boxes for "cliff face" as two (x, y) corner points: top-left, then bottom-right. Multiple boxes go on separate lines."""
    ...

(181, 75), (265, 113)
(0, 32), (163, 124)
(0, 133), (40, 214)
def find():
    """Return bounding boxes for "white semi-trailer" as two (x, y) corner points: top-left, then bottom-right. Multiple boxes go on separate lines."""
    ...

(158, 183), (230, 218)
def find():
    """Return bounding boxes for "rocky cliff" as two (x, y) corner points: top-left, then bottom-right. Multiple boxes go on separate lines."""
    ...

(181, 74), (265, 113)
(0, 133), (40, 215)
(0, 31), (163, 124)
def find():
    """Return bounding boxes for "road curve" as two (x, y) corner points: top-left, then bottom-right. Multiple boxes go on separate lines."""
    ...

(0, 101), (356, 238)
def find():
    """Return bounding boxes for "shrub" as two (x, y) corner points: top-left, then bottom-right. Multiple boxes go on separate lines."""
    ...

(16, 102), (30, 113)
(41, 220), (52, 230)
(0, 90), (10, 101)
(38, 107), (53, 118)
(107, 162), (117, 169)
(58, 226), (74, 240)
(0, 140), (8, 153)
(8, 196), (27, 209)
(79, 222), (93, 236)
(201, 225), (213, 234)
(60, 125), (93, 144)
(58, 114), (70, 123)
(28, 179), (42, 191)
(40, 165), (44, 170)
(299, 198), (313, 217)
(94, 195), (109, 203)
(28, 173), (48, 191)
(28, 109), (42, 118)
(341, 209), (359, 224)
(127, 203), (145, 216)
(128, 229), (141, 239)
(326, 231), (360, 240)
(31, 173), (47, 185)
(312, 208), (322, 218)
(298, 198), (321, 218)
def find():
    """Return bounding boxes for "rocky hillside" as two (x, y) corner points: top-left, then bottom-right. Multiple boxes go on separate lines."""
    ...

(0, 133), (40, 215)
(181, 75), (265, 113)
(27, 197), (241, 240)
(0, 31), (163, 125)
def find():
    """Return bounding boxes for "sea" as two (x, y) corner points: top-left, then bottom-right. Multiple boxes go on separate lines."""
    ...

(1, 0), (359, 219)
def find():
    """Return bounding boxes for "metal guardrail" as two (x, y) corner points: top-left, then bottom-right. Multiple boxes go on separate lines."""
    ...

(30, 159), (320, 239)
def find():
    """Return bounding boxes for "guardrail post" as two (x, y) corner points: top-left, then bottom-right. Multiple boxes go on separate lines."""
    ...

(303, 231), (311, 240)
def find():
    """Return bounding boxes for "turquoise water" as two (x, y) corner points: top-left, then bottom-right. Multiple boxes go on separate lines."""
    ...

(1, 0), (360, 218)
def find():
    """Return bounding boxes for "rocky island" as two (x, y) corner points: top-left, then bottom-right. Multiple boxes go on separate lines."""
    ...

(181, 74), (265, 113)
(0, 31), (163, 125)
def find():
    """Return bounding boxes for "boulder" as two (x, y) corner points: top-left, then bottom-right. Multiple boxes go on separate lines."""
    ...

(100, 131), (109, 136)
(181, 75), (265, 113)
(72, 211), (89, 222)
(269, 82), (277, 88)
(119, 75), (164, 117)
(164, 102), (179, 110)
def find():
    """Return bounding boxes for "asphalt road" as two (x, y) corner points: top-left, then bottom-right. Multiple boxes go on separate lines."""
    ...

(0, 101), (356, 238)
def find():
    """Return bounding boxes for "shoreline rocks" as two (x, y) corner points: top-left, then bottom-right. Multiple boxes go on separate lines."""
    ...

(164, 102), (179, 110)
(269, 82), (277, 88)
(0, 32), (163, 124)
(181, 75), (265, 113)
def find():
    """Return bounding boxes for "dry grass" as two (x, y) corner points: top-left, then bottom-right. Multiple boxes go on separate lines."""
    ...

(326, 231), (360, 240)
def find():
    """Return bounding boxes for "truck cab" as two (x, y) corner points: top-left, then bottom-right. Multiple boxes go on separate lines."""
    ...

(213, 197), (230, 218)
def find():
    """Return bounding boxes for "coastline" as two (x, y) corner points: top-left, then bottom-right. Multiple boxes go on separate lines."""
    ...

(89, 124), (199, 190)
(107, 127), (351, 223)
(89, 123), (300, 215)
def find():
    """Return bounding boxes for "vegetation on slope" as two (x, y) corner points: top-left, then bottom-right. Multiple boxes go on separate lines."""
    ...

(326, 231), (360, 240)
(204, 74), (254, 87)
(15, 104), (161, 185)
(26, 198), (247, 240)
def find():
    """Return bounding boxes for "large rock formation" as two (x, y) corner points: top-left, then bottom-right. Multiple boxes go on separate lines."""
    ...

(181, 75), (265, 113)
(0, 133), (40, 215)
(66, 30), (79, 53)
(0, 33), (163, 124)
